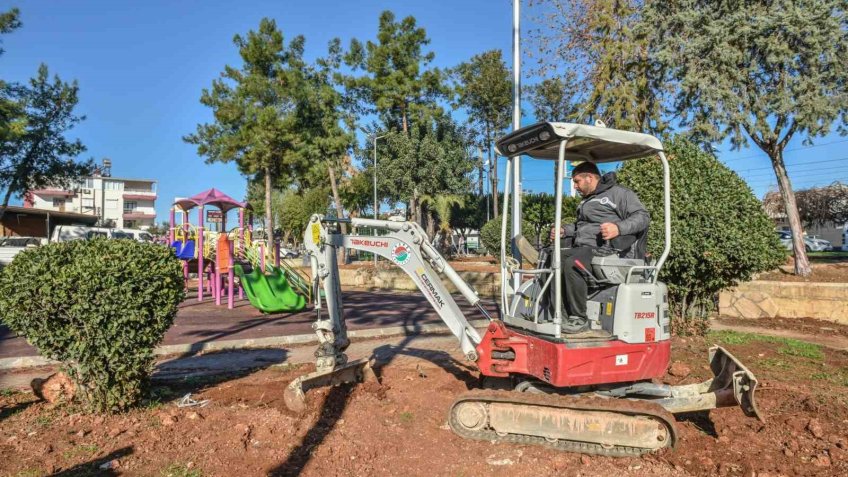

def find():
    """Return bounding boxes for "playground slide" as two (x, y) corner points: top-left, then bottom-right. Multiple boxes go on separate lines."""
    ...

(267, 266), (309, 307)
(234, 264), (306, 313)
(176, 240), (196, 260)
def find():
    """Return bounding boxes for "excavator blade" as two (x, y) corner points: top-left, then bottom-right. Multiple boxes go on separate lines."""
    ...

(284, 358), (377, 413)
(707, 345), (763, 421)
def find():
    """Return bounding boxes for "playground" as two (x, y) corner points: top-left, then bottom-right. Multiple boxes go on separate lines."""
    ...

(168, 188), (308, 314)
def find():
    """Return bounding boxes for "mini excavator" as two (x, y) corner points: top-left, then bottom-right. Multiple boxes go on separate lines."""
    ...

(284, 122), (762, 456)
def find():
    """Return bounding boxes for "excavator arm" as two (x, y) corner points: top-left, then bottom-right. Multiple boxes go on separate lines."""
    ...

(284, 214), (489, 411)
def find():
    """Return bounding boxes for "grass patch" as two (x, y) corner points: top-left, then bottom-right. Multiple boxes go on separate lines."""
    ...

(34, 414), (53, 427)
(62, 443), (100, 460)
(14, 470), (42, 477)
(161, 463), (202, 477)
(399, 411), (414, 424)
(777, 339), (824, 360)
(709, 330), (824, 361)
(757, 357), (791, 369)
(1, 388), (16, 397)
(811, 371), (848, 387)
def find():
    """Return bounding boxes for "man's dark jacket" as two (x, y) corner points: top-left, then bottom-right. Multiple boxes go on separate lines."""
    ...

(567, 172), (650, 259)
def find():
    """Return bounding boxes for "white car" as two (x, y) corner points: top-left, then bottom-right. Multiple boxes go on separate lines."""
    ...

(775, 231), (833, 252)
(0, 236), (48, 267)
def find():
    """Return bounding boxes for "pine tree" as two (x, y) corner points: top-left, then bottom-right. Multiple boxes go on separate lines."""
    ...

(184, 18), (311, 237)
(344, 11), (448, 134)
(453, 50), (512, 219)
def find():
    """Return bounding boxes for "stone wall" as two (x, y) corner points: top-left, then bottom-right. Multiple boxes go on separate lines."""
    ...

(299, 265), (501, 300)
(719, 281), (848, 323)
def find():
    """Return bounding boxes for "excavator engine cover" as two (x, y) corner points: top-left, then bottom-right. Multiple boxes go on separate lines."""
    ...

(476, 320), (670, 387)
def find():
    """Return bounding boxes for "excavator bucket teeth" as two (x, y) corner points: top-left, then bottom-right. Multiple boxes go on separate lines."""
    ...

(284, 359), (377, 413)
(708, 345), (763, 421)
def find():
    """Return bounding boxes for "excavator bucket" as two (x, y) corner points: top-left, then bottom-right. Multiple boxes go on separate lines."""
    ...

(284, 358), (377, 413)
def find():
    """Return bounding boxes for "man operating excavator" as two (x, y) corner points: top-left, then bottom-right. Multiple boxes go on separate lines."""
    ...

(549, 161), (650, 336)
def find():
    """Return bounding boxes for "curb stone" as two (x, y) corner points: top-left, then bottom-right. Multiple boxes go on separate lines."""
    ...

(0, 319), (491, 371)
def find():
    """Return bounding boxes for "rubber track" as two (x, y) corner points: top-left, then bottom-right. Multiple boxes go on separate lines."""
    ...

(448, 389), (678, 457)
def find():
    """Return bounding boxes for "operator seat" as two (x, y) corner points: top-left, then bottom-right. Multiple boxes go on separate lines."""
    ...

(590, 226), (650, 285)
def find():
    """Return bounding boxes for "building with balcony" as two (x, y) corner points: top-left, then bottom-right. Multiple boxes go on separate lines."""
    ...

(25, 175), (158, 230)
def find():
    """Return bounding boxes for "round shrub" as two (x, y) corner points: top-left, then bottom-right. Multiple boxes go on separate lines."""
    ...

(0, 239), (184, 412)
(480, 216), (536, 260)
(616, 135), (785, 333)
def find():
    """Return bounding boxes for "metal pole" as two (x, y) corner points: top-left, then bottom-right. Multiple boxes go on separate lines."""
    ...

(372, 133), (387, 266)
(511, 0), (522, 288)
(197, 206), (204, 302)
(485, 160), (490, 223)
(373, 137), (378, 222)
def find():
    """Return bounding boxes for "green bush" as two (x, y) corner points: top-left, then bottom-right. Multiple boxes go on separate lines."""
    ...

(617, 135), (785, 333)
(0, 239), (184, 412)
(480, 216), (536, 261)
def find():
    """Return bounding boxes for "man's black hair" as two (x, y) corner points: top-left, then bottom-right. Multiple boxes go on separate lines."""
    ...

(572, 161), (600, 177)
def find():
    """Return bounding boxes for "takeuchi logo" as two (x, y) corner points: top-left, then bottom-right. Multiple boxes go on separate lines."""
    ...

(391, 243), (410, 264)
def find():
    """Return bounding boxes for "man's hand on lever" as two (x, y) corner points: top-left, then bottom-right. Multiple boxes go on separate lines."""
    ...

(549, 226), (564, 242)
(600, 222), (620, 240)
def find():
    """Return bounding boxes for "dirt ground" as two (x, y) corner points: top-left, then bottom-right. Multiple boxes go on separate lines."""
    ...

(714, 316), (848, 339)
(758, 261), (848, 283)
(2, 332), (847, 477)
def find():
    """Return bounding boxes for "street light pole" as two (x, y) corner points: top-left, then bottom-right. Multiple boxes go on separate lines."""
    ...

(372, 133), (387, 267)
(372, 134), (388, 221)
(484, 158), (491, 223)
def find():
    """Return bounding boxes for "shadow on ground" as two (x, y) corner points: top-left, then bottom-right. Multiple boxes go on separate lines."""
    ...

(48, 446), (133, 477)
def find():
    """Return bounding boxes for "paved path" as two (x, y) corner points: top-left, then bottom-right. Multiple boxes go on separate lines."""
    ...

(0, 290), (498, 360)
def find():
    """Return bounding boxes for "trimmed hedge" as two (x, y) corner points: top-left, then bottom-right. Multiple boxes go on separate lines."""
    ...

(0, 239), (184, 412)
(617, 135), (785, 333)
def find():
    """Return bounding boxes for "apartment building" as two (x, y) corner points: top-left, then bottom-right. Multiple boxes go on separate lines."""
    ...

(25, 171), (157, 230)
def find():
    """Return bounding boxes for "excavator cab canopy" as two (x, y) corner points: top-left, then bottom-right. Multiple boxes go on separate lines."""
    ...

(495, 121), (663, 162)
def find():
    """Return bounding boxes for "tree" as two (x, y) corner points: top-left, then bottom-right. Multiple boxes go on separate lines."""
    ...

(1, 8), (23, 145)
(643, 0), (848, 276)
(303, 39), (357, 235)
(420, 194), (464, 251)
(185, 18), (311, 238)
(521, 192), (579, 248)
(344, 11), (447, 134)
(617, 136), (785, 333)
(372, 118), (474, 224)
(763, 182), (848, 229)
(341, 168), (374, 218)
(277, 186), (331, 245)
(1, 64), (93, 221)
(452, 50), (512, 217)
(526, 0), (667, 133)
(527, 75), (581, 123)
(452, 193), (488, 237)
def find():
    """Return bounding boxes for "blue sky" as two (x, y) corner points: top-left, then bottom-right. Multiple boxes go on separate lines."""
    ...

(3, 0), (847, 224)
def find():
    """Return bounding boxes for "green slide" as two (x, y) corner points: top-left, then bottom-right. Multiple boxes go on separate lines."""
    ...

(234, 264), (307, 313)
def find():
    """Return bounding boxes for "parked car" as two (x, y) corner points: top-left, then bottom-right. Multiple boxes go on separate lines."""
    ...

(52, 225), (154, 243)
(280, 247), (299, 259)
(775, 231), (833, 252)
(0, 236), (48, 267)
